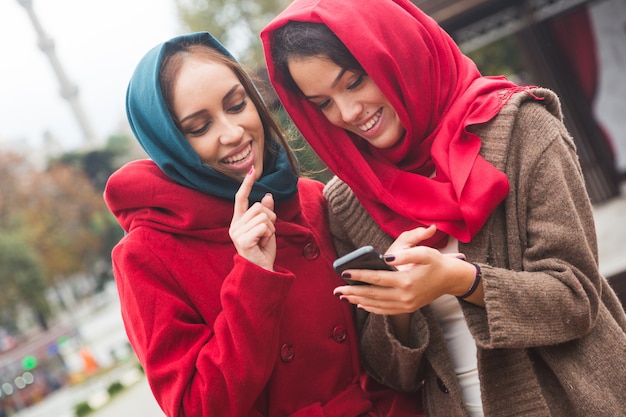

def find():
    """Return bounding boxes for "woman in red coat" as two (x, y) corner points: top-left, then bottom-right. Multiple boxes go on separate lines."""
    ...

(103, 32), (422, 417)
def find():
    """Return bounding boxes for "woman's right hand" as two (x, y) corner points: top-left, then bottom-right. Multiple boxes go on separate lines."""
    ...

(229, 167), (277, 270)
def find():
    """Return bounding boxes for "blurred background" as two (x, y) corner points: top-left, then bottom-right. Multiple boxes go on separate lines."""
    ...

(0, 0), (624, 416)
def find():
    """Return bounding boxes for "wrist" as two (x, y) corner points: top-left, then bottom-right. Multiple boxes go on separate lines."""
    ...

(457, 262), (482, 300)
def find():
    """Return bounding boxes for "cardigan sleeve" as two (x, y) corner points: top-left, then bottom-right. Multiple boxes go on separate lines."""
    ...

(359, 310), (431, 392)
(467, 102), (608, 348)
(112, 235), (293, 417)
(325, 176), (431, 392)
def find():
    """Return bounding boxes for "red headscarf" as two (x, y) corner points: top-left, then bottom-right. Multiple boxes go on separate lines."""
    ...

(262, 0), (536, 246)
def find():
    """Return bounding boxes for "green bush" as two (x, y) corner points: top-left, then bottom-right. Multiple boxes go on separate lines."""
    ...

(74, 401), (93, 417)
(107, 381), (124, 396)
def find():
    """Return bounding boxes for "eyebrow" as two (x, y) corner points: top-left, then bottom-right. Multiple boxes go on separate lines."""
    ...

(178, 84), (241, 124)
(304, 67), (348, 100)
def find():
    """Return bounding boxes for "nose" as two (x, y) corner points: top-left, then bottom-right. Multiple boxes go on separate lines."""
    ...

(335, 96), (362, 124)
(218, 118), (245, 145)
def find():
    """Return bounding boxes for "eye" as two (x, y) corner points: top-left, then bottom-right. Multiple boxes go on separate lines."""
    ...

(228, 98), (247, 113)
(347, 74), (365, 90)
(316, 99), (331, 110)
(187, 123), (211, 136)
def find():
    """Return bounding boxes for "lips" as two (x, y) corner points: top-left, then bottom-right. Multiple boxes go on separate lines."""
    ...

(222, 143), (252, 165)
(357, 108), (382, 132)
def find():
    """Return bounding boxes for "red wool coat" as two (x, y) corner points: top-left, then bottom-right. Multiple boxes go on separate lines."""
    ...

(104, 160), (421, 417)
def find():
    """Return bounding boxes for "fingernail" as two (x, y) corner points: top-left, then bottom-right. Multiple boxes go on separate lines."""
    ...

(456, 254), (466, 261)
(341, 272), (351, 279)
(247, 166), (254, 175)
(383, 254), (395, 262)
(334, 292), (343, 297)
(340, 296), (350, 303)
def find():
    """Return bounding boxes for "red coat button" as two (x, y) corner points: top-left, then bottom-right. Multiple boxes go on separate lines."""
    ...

(332, 325), (347, 343)
(303, 242), (320, 260)
(280, 343), (295, 362)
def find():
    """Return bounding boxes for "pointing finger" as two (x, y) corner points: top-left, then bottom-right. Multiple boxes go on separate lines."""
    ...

(233, 166), (255, 220)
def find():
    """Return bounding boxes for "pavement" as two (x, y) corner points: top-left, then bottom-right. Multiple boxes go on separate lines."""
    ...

(592, 181), (626, 279)
(87, 373), (164, 417)
(89, 378), (165, 417)
(13, 364), (164, 417)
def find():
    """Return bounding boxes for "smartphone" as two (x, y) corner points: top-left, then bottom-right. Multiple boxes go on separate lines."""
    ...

(332, 246), (396, 285)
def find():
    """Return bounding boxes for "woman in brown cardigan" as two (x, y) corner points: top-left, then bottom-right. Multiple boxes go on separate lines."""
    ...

(262, 0), (626, 415)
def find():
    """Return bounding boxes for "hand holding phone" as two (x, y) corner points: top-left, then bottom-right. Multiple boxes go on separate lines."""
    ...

(332, 246), (396, 285)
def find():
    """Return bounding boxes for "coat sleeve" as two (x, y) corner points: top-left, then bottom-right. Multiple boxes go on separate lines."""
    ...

(112, 235), (293, 417)
(467, 102), (616, 348)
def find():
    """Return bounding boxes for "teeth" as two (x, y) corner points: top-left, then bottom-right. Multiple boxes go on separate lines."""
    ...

(223, 145), (251, 164)
(358, 109), (381, 132)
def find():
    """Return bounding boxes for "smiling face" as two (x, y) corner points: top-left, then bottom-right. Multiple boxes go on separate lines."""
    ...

(287, 56), (405, 149)
(171, 56), (265, 180)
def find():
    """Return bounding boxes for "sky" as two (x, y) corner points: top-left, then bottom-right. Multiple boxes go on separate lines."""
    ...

(0, 0), (180, 152)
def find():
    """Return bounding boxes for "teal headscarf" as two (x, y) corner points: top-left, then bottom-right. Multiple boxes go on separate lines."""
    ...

(126, 32), (298, 202)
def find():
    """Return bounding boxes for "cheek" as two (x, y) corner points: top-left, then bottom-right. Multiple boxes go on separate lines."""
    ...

(244, 107), (264, 132)
(321, 108), (344, 127)
(187, 137), (218, 162)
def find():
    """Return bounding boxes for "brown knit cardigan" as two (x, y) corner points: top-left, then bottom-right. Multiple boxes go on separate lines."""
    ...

(323, 89), (626, 417)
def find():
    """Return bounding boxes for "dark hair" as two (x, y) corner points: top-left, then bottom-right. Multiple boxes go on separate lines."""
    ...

(270, 21), (364, 93)
(159, 41), (298, 174)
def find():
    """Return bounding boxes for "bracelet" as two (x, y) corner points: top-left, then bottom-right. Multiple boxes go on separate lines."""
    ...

(457, 262), (482, 300)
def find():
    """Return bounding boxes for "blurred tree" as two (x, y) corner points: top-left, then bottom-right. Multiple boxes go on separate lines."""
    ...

(54, 133), (136, 192)
(57, 149), (118, 191)
(467, 35), (527, 82)
(0, 150), (119, 325)
(175, 0), (291, 66)
(106, 133), (134, 154)
(48, 134), (139, 292)
(0, 234), (51, 332)
(0, 152), (29, 231)
(20, 162), (109, 286)
(273, 107), (332, 183)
